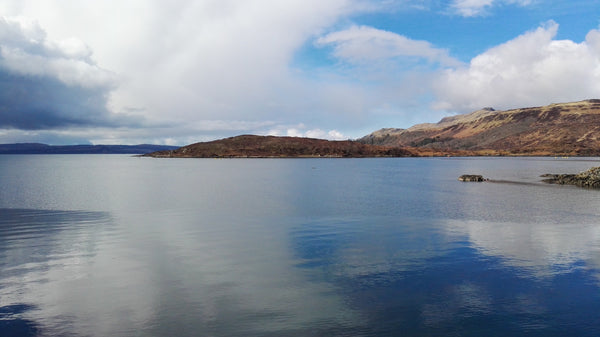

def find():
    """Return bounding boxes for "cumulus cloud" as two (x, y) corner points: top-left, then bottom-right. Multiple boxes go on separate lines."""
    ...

(433, 21), (600, 112)
(316, 25), (460, 66)
(450, 0), (533, 17)
(0, 16), (121, 130)
(84, 0), (358, 124)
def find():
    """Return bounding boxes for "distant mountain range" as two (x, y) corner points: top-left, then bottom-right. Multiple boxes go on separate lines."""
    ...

(358, 99), (600, 156)
(0, 143), (179, 154)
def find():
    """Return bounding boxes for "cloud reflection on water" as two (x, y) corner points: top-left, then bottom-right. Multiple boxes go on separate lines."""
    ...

(0, 208), (364, 336)
(288, 213), (600, 335)
(445, 219), (600, 275)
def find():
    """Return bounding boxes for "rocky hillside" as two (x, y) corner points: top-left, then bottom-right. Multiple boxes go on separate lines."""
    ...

(144, 135), (425, 158)
(359, 99), (600, 156)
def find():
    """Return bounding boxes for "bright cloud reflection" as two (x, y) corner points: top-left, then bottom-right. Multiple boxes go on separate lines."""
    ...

(444, 219), (600, 280)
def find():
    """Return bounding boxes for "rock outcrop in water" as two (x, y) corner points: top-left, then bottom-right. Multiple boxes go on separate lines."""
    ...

(458, 175), (486, 182)
(541, 167), (600, 188)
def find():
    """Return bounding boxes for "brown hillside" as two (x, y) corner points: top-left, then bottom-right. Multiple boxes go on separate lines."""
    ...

(359, 99), (600, 156)
(144, 135), (429, 158)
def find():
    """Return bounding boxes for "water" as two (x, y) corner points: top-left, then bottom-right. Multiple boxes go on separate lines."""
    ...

(1, 155), (600, 336)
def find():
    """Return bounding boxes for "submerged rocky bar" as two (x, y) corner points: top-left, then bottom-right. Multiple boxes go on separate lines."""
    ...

(541, 167), (600, 188)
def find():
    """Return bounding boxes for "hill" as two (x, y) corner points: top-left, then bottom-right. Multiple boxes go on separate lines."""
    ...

(143, 135), (435, 158)
(0, 143), (179, 154)
(358, 99), (600, 156)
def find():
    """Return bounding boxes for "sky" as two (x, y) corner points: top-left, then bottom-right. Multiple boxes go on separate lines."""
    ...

(0, 0), (600, 145)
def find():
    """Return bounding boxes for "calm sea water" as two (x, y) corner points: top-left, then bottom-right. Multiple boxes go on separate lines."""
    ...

(1, 155), (600, 336)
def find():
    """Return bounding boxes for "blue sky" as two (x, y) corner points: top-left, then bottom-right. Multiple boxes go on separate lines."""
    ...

(351, 1), (597, 59)
(0, 0), (599, 145)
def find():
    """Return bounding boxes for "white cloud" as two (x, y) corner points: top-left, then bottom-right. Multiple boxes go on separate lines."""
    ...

(451, 0), (494, 17)
(450, 0), (533, 17)
(433, 21), (600, 112)
(0, 17), (114, 89)
(266, 124), (347, 140)
(316, 25), (460, 66)
(306, 129), (346, 140)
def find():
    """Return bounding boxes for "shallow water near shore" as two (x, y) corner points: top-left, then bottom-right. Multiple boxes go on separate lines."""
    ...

(1, 155), (600, 336)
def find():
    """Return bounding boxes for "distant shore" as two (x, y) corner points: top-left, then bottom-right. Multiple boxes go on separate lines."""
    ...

(0, 143), (178, 155)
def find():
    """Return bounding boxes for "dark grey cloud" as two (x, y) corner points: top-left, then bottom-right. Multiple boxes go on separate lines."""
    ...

(0, 70), (115, 129)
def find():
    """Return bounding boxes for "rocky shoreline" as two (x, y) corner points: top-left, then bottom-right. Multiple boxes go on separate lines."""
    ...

(541, 167), (600, 188)
(457, 167), (600, 188)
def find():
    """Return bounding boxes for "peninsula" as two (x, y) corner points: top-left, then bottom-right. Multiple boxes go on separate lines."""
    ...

(143, 135), (425, 158)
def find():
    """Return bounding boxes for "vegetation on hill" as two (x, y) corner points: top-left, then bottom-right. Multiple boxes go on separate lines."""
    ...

(143, 135), (447, 158)
(359, 99), (600, 156)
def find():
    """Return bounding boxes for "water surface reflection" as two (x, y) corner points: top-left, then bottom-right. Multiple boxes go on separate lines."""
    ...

(2, 156), (600, 336)
(0, 209), (366, 336)
(290, 215), (600, 336)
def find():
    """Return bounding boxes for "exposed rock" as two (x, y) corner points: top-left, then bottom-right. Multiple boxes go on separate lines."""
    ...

(541, 167), (600, 188)
(458, 175), (486, 182)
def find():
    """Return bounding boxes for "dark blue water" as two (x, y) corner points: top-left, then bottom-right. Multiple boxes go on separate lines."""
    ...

(1, 155), (600, 336)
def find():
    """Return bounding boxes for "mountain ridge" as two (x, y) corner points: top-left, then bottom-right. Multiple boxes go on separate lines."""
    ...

(358, 99), (600, 156)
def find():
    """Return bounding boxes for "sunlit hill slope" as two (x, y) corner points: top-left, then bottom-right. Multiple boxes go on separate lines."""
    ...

(359, 99), (600, 156)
